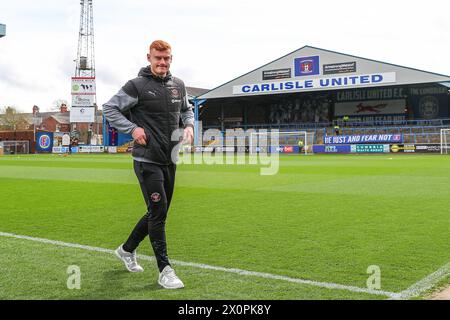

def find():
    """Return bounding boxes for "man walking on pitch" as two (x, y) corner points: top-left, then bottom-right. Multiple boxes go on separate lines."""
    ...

(103, 40), (194, 289)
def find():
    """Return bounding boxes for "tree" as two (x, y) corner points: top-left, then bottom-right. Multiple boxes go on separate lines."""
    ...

(51, 99), (70, 111)
(0, 106), (29, 130)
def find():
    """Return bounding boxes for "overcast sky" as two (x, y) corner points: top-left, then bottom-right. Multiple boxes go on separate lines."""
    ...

(0, 0), (449, 112)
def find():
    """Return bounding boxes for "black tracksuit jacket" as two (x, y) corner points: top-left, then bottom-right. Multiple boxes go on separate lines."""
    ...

(103, 66), (194, 165)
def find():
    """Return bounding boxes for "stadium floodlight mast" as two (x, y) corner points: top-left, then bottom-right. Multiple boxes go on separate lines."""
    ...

(249, 131), (315, 155)
(440, 128), (450, 154)
(73, 0), (97, 143)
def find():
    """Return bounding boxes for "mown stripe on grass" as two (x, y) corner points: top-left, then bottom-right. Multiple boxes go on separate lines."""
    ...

(0, 166), (136, 184)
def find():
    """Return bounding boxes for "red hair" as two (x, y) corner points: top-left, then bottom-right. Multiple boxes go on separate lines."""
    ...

(149, 40), (171, 51)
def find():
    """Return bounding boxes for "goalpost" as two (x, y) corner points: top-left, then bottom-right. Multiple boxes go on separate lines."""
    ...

(440, 128), (450, 155)
(0, 140), (29, 155)
(249, 131), (315, 155)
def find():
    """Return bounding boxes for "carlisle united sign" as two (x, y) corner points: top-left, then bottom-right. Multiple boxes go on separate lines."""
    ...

(232, 72), (396, 95)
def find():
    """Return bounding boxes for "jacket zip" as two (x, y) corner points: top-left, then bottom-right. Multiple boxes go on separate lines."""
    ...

(162, 79), (171, 165)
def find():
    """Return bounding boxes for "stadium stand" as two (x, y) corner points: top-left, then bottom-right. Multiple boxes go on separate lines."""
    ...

(205, 118), (450, 145)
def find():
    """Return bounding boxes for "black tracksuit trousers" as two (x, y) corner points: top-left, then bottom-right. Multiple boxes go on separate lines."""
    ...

(123, 160), (176, 272)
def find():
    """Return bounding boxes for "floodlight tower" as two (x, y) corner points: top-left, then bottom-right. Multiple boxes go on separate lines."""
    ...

(75, 0), (95, 78)
(72, 0), (98, 144)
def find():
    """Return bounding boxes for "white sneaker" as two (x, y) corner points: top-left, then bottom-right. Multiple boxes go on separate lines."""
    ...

(114, 244), (144, 273)
(158, 266), (184, 289)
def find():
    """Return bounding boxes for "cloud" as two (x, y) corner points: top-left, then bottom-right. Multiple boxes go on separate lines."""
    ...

(0, 0), (449, 112)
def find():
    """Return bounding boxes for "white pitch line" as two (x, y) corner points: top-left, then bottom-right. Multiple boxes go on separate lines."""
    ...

(391, 262), (450, 300)
(0, 231), (400, 298)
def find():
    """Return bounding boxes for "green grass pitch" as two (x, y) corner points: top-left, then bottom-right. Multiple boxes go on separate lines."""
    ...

(0, 153), (448, 299)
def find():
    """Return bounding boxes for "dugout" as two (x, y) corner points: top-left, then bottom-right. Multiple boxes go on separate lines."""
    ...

(193, 46), (450, 144)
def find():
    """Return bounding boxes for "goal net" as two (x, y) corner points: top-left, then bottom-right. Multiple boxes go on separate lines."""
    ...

(440, 128), (450, 155)
(0, 140), (30, 155)
(249, 131), (315, 155)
